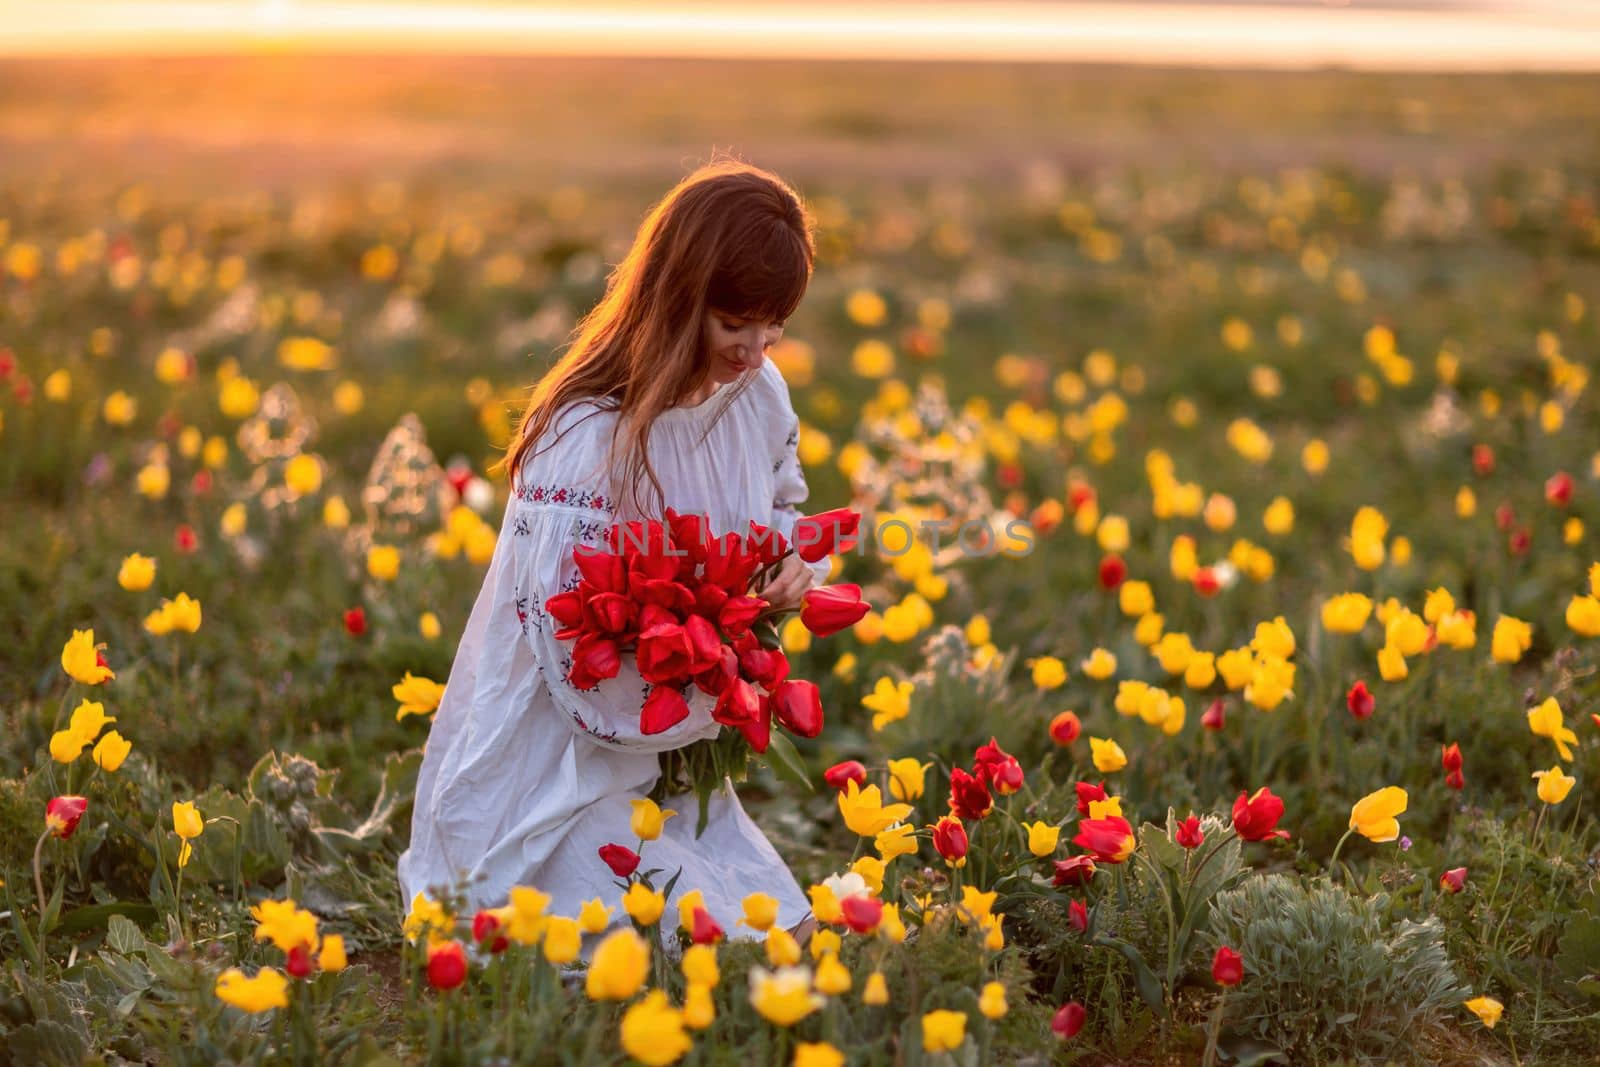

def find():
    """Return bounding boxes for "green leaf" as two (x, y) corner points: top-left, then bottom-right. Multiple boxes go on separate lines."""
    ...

(762, 732), (814, 793)
(105, 912), (150, 953)
(56, 901), (159, 938)
(1092, 932), (1167, 1015)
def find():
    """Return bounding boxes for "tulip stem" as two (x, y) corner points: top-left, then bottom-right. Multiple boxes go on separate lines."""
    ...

(1327, 828), (1356, 882)
(32, 829), (48, 921)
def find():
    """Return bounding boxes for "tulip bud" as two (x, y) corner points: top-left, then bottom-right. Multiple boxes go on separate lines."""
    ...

(1211, 946), (1244, 986)
(1439, 867), (1468, 894)
(45, 795), (88, 839)
(1052, 1001), (1087, 1038)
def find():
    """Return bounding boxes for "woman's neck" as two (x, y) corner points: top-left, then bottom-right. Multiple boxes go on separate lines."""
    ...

(679, 374), (719, 408)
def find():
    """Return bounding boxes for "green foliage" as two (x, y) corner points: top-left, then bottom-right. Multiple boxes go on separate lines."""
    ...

(1208, 873), (1469, 1063)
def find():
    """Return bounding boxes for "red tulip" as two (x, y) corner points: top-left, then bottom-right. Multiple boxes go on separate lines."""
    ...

(799, 584), (870, 637)
(45, 795), (88, 839)
(1493, 502), (1515, 531)
(1073, 816), (1135, 864)
(973, 737), (1024, 796)
(690, 906), (725, 945)
(599, 843), (641, 878)
(1201, 698), (1227, 731)
(949, 767), (994, 821)
(637, 619), (695, 683)
(1174, 814), (1204, 850)
(1052, 855), (1097, 887)
(841, 895), (884, 935)
(1472, 444), (1495, 477)
(1097, 554), (1127, 590)
(793, 508), (862, 563)
(342, 606), (367, 636)
(1439, 867), (1468, 894)
(1445, 769), (1465, 790)
(1508, 528), (1531, 556)
(1346, 680), (1375, 721)
(426, 940), (468, 990)
(285, 943), (315, 979)
(1211, 946), (1244, 986)
(932, 815), (968, 866)
(822, 760), (867, 791)
(472, 909), (509, 953)
(1545, 471), (1574, 507)
(1067, 483), (1096, 513)
(1231, 787), (1289, 841)
(175, 523), (198, 554)
(1441, 742), (1462, 773)
(1192, 566), (1221, 598)
(1068, 899), (1088, 933)
(568, 633), (623, 689)
(640, 685), (691, 735)
(772, 679), (823, 738)
(1052, 1001), (1087, 1039)
(1049, 710), (1081, 745)
(191, 470), (212, 495)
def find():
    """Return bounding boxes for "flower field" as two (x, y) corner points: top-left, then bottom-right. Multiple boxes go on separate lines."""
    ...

(2, 59), (1599, 1065)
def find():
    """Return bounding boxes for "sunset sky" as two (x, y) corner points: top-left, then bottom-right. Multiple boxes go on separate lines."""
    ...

(1, 0), (1598, 67)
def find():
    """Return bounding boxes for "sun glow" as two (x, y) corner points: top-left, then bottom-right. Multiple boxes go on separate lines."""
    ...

(0, 1), (1598, 68)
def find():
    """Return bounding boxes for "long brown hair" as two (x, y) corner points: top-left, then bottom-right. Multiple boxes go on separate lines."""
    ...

(503, 156), (816, 517)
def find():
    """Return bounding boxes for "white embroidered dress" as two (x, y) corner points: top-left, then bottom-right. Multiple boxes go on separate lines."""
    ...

(397, 357), (830, 959)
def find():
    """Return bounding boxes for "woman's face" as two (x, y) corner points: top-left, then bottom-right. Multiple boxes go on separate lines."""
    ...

(700, 307), (785, 386)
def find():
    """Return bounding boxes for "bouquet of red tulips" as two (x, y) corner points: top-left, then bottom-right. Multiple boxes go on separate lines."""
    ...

(543, 505), (867, 830)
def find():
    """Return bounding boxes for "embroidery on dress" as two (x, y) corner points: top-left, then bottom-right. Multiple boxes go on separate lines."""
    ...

(513, 481), (612, 512)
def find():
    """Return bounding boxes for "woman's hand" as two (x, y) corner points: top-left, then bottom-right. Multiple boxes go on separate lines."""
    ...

(754, 552), (817, 614)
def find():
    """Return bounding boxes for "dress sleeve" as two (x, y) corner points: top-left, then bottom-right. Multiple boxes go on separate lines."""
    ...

(512, 407), (723, 754)
(763, 364), (835, 587)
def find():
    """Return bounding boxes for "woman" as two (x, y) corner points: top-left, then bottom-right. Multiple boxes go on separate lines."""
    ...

(397, 159), (830, 961)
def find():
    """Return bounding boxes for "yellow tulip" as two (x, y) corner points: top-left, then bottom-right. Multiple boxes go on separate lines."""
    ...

(92, 730), (132, 772)
(1565, 594), (1600, 638)
(578, 897), (612, 934)
(250, 898), (318, 953)
(117, 553), (156, 591)
(1532, 765), (1576, 805)
(393, 673), (446, 721)
(794, 1042), (846, 1067)
(1528, 697), (1579, 761)
(318, 933), (347, 972)
(886, 757), (929, 801)
(542, 916), (581, 964)
(838, 779), (913, 837)
(979, 980), (1008, 1019)
(61, 629), (114, 685)
(1080, 647), (1116, 680)
(749, 964), (823, 1026)
(367, 544), (401, 582)
(1348, 786), (1408, 843)
(214, 967), (289, 1013)
(862, 970), (889, 1005)
(585, 928), (650, 1001)
(765, 927), (802, 967)
(622, 881), (665, 926)
(618, 990), (691, 1065)
(1491, 615), (1533, 664)
(1464, 996), (1504, 1029)
(630, 797), (676, 841)
(1090, 737), (1128, 773)
(739, 892), (779, 932)
(921, 1009), (967, 1053)
(682, 981), (715, 1031)
(682, 943), (720, 987)
(1025, 821), (1060, 857)
(814, 952), (852, 995)
(1030, 656), (1068, 690)
(172, 801), (203, 840)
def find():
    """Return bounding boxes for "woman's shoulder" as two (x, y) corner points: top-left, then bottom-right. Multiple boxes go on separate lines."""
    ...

(513, 398), (621, 507)
(749, 357), (799, 424)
